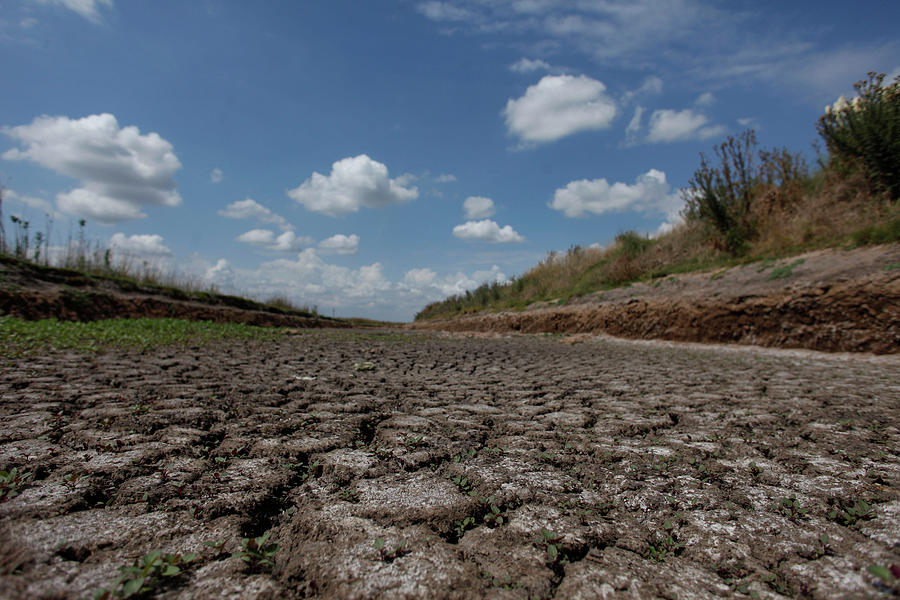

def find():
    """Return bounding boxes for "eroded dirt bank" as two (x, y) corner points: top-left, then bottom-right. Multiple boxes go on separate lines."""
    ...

(1, 330), (898, 598)
(410, 245), (900, 354)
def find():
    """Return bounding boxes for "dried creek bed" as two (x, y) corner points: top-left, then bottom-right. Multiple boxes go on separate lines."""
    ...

(1, 329), (898, 599)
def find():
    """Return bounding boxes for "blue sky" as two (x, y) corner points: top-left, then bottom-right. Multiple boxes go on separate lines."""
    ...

(1, 0), (898, 321)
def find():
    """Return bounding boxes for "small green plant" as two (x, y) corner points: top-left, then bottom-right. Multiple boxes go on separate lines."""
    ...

(452, 448), (478, 463)
(301, 460), (321, 482)
(402, 430), (426, 449)
(748, 462), (763, 477)
(652, 454), (678, 473)
(810, 533), (833, 559)
(93, 550), (197, 599)
(687, 456), (715, 482)
(454, 516), (476, 539)
(233, 532), (278, 573)
(867, 564), (900, 594)
(768, 258), (804, 280)
(828, 498), (875, 527)
(778, 495), (809, 520)
(202, 538), (228, 557)
(373, 537), (407, 562)
(0, 468), (32, 502)
(756, 257), (776, 272)
(539, 451), (559, 465)
(537, 528), (564, 564)
(451, 475), (476, 497)
(481, 571), (522, 590)
(63, 472), (83, 490)
(760, 572), (793, 596)
(648, 519), (685, 562)
(338, 488), (359, 503)
(353, 361), (376, 371)
(481, 496), (506, 526)
(730, 578), (761, 598)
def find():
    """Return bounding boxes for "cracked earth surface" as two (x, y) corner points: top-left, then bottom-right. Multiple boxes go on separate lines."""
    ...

(1, 329), (898, 599)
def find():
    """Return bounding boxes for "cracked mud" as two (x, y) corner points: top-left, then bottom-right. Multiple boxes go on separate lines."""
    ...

(1, 329), (898, 599)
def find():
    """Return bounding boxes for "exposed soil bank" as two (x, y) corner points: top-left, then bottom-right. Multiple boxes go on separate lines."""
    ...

(411, 245), (900, 354)
(0, 257), (348, 330)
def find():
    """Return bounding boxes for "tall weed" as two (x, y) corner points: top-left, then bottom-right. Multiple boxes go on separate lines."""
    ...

(817, 72), (900, 200)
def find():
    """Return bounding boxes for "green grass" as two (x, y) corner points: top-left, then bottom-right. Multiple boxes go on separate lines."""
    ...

(0, 316), (288, 358)
(850, 216), (900, 247)
(768, 258), (805, 280)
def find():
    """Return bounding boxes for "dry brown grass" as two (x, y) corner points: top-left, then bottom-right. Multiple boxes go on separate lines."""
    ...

(264, 295), (318, 315)
(752, 171), (898, 255)
(415, 166), (899, 321)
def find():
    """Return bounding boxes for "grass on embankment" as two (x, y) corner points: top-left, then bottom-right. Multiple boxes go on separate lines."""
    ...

(0, 316), (288, 358)
(416, 72), (900, 321)
(415, 191), (900, 321)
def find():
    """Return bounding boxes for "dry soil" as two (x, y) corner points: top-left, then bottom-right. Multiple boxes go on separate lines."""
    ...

(1, 329), (898, 599)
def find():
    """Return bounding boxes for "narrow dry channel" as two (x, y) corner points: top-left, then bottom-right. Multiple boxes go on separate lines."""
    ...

(1, 329), (898, 599)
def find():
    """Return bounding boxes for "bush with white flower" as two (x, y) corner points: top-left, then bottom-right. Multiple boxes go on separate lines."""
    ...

(817, 72), (900, 200)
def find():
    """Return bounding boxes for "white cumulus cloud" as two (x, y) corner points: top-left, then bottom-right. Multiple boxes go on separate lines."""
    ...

(403, 268), (437, 288)
(259, 249), (392, 302)
(463, 196), (495, 219)
(550, 169), (681, 220)
(56, 189), (147, 222)
(415, 1), (473, 21)
(622, 76), (663, 103)
(109, 233), (172, 256)
(2, 113), (182, 225)
(210, 168), (223, 183)
(318, 234), (359, 255)
(4, 189), (57, 216)
(646, 108), (726, 143)
(236, 229), (313, 253)
(503, 75), (617, 145)
(402, 265), (507, 299)
(287, 154), (418, 216)
(219, 198), (293, 231)
(204, 258), (235, 289)
(510, 58), (552, 73)
(34, 0), (113, 23)
(694, 92), (715, 106)
(182, 252), (516, 322)
(453, 220), (524, 243)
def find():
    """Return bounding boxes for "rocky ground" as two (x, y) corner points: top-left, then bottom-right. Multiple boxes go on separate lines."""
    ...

(1, 329), (898, 599)
(410, 245), (900, 355)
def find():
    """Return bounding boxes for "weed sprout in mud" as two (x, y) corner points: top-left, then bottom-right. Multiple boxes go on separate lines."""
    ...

(233, 532), (278, 573)
(93, 551), (197, 599)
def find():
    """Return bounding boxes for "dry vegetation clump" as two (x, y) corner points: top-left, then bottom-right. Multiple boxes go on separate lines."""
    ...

(0, 214), (217, 294)
(265, 295), (319, 316)
(415, 71), (900, 322)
